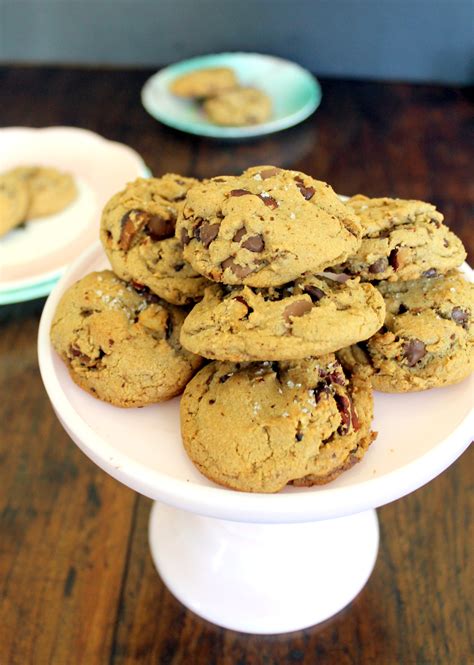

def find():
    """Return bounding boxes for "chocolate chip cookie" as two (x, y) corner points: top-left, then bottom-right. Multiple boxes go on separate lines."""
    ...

(180, 356), (376, 493)
(8, 166), (77, 219)
(100, 176), (210, 305)
(203, 87), (272, 126)
(50, 270), (203, 407)
(0, 173), (29, 236)
(170, 67), (238, 98)
(180, 274), (385, 361)
(176, 166), (362, 287)
(338, 271), (474, 392)
(335, 195), (466, 281)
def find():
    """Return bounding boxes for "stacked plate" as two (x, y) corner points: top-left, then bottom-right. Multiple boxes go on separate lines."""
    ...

(0, 126), (150, 305)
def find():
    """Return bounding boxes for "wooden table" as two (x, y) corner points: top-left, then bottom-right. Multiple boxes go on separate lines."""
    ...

(0, 66), (472, 665)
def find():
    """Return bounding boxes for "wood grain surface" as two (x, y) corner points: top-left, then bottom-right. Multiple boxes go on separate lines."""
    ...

(0, 66), (472, 665)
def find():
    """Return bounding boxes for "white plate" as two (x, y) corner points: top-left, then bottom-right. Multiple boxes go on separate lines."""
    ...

(38, 242), (474, 524)
(141, 52), (322, 139)
(0, 126), (149, 297)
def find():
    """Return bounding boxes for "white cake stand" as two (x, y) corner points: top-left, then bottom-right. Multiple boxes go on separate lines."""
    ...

(38, 243), (473, 634)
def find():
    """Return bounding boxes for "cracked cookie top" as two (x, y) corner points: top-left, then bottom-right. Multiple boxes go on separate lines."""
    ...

(335, 195), (466, 281)
(100, 176), (211, 305)
(180, 355), (376, 493)
(180, 273), (385, 361)
(176, 166), (362, 287)
(338, 271), (474, 392)
(50, 270), (203, 407)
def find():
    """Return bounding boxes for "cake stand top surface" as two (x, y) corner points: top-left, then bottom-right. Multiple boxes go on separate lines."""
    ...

(38, 242), (473, 523)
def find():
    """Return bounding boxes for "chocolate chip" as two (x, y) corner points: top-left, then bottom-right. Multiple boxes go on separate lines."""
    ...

(403, 339), (426, 366)
(131, 280), (146, 292)
(451, 307), (468, 327)
(299, 186), (315, 200)
(368, 257), (389, 274)
(304, 285), (325, 302)
(233, 227), (246, 242)
(422, 268), (437, 278)
(219, 373), (233, 383)
(229, 189), (251, 197)
(174, 262), (184, 272)
(69, 345), (85, 359)
(295, 431), (304, 442)
(69, 344), (97, 366)
(443, 239), (450, 248)
(221, 258), (254, 278)
(283, 300), (313, 323)
(180, 228), (191, 246)
(119, 209), (148, 250)
(259, 167), (280, 179)
(146, 214), (175, 241)
(242, 234), (265, 252)
(233, 295), (253, 319)
(388, 249), (401, 271)
(294, 176), (315, 200)
(398, 303), (408, 314)
(197, 222), (220, 248)
(257, 193), (278, 209)
(131, 282), (160, 303)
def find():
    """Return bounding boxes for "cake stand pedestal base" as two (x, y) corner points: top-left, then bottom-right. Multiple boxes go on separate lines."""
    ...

(149, 502), (379, 634)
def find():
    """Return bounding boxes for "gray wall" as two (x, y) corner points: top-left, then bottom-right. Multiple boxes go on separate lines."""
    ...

(1, 0), (473, 84)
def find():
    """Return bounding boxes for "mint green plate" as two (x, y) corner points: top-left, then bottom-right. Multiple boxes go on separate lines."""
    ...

(141, 52), (321, 139)
(0, 276), (59, 306)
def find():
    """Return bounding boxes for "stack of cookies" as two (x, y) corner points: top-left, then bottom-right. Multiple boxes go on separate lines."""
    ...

(334, 195), (472, 392)
(50, 174), (206, 407)
(49, 166), (473, 494)
(169, 67), (272, 127)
